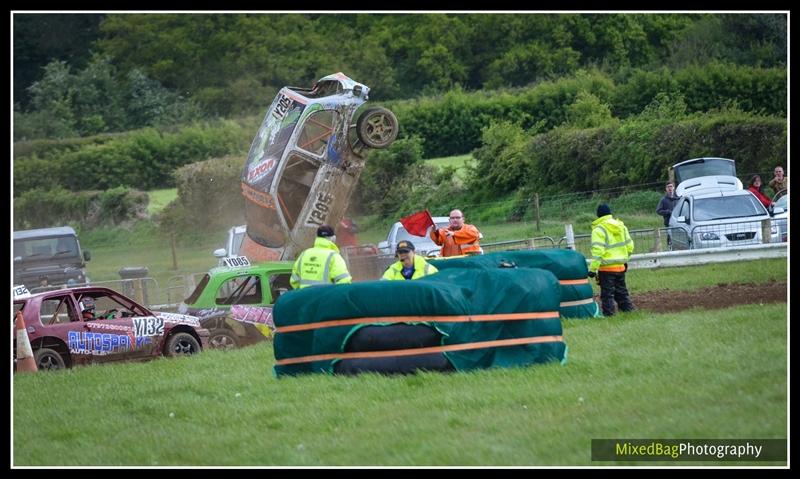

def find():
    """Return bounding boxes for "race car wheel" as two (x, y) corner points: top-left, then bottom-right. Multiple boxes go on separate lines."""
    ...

(208, 329), (238, 350)
(356, 107), (399, 149)
(35, 348), (66, 371)
(165, 332), (201, 356)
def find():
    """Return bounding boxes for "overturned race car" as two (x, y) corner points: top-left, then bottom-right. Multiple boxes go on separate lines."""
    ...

(240, 72), (399, 263)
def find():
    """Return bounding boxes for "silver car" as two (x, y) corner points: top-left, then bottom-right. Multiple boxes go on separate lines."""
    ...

(378, 216), (451, 257)
(771, 192), (788, 242)
(669, 188), (777, 250)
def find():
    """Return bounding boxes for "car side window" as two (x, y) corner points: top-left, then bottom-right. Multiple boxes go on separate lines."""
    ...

(679, 200), (690, 219)
(276, 154), (319, 229)
(216, 275), (262, 305)
(40, 295), (78, 325)
(297, 110), (338, 157)
(268, 273), (292, 303)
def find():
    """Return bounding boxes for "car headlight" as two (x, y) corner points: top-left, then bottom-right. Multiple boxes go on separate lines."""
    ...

(699, 232), (719, 240)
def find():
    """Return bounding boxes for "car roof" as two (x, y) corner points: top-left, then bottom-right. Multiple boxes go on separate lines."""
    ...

(671, 157), (735, 169)
(676, 175), (743, 197)
(14, 286), (139, 302)
(208, 261), (293, 277)
(14, 226), (77, 240)
(393, 216), (450, 228)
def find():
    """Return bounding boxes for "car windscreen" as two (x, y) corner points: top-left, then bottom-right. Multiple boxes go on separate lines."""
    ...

(231, 230), (246, 256)
(675, 159), (736, 184)
(775, 194), (788, 211)
(693, 195), (766, 221)
(396, 221), (450, 244)
(13, 235), (80, 263)
(184, 274), (211, 304)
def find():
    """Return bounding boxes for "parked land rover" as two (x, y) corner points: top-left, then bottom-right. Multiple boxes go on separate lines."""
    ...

(239, 72), (399, 264)
(13, 226), (91, 290)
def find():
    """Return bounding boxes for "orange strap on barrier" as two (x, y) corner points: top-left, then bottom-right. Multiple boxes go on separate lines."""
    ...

(559, 279), (589, 285)
(274, 311), (559, 334)
(275, 335), (565, 366)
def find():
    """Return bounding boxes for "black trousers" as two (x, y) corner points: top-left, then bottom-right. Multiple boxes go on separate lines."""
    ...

(598, 271), (635, 316)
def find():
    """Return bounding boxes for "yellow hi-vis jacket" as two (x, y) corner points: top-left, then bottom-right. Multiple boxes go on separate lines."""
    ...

(381, 254), (439, 280)
(290, 237), (352, 289)
(589, 214), (634, 273)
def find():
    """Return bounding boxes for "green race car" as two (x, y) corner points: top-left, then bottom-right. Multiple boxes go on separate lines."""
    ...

(177, 258), (293, 349)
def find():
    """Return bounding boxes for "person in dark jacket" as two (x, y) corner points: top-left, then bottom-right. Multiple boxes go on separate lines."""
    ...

(656, 182), (680, 227)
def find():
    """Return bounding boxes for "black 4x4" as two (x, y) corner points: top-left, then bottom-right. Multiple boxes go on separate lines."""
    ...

(13, 226), (91, 290)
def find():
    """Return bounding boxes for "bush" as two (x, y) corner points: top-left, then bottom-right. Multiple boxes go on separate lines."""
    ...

(13, 186), (147, 230)
(13, 120), (245, 195)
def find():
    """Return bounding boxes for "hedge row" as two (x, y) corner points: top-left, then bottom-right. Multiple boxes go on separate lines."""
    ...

(387, 64), (786, 158)
(13, 120), (246, 195)
(13, 186), (148, 230)
(471, 111), (787, 197)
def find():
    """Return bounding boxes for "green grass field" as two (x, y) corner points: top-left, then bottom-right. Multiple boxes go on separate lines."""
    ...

(13, 301), (787, 466)
(146, 188), (178, 216)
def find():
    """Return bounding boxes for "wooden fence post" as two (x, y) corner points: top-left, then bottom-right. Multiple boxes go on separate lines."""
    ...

(171, 232), (178, 270)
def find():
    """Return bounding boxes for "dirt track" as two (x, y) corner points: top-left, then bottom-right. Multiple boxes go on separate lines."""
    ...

(594, 281), (788, 314)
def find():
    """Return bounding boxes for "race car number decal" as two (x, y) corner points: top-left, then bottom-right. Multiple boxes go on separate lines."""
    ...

(132, 317), (165, 337)
(306, 192), (334, 226)
(272, 93), (293, 120)
(223, 256), (251, 268)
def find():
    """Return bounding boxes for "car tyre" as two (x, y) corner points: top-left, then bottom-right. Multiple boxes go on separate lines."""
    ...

(35, 347), (66, 371)
(356, 107), (399, 149)
(165, 332), (201, 357)
(208, 329), (239, 350)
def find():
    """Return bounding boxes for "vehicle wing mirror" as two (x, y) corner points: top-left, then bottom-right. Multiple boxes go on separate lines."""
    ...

(378, 241), (388, 250)
(676, 216), (687, 224)
(213, 248), (227, 258)
(83, 250), (91, 261)
(772, 206), (784, 215)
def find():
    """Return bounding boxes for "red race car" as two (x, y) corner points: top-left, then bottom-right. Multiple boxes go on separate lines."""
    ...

(13, 285), (209, 371)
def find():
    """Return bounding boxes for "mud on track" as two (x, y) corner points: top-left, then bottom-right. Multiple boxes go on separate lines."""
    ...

(594, 280), (788, 314)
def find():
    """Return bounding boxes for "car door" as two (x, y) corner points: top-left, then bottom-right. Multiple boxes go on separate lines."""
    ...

(77, 291), (163, 362)
(670, 199), (692, 250)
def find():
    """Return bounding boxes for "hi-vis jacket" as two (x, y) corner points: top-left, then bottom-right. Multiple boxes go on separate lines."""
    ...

(430, 224), (482, 257)
(589, 214), (634, 273)
(290, 237), (352, 289)
(381, 254), (439, 280)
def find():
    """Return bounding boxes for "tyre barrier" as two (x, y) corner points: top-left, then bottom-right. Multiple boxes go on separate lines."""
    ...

(273, 267), (567, 377)
(334, 324), (454, 375)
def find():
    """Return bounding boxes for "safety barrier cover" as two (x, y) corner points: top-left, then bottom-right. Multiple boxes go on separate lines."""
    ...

(273, 267), (566, 376)
(430, 250), (599, 318)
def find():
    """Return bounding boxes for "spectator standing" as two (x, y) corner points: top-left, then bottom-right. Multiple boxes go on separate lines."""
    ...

(769, 166), (787, 198)
(290, 225), (352, 289)
(748, 175), (773, 209)
(588, 204), (635, 317)
(429, 209), (482, 257)
(656, 182), (680, 227)
(381, 240), (439, 280)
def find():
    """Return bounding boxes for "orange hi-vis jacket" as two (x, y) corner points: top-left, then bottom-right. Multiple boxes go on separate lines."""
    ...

(430, 224), (482, 257)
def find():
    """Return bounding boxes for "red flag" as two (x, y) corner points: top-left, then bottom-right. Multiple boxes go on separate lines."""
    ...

(400, 209), (435, 237)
